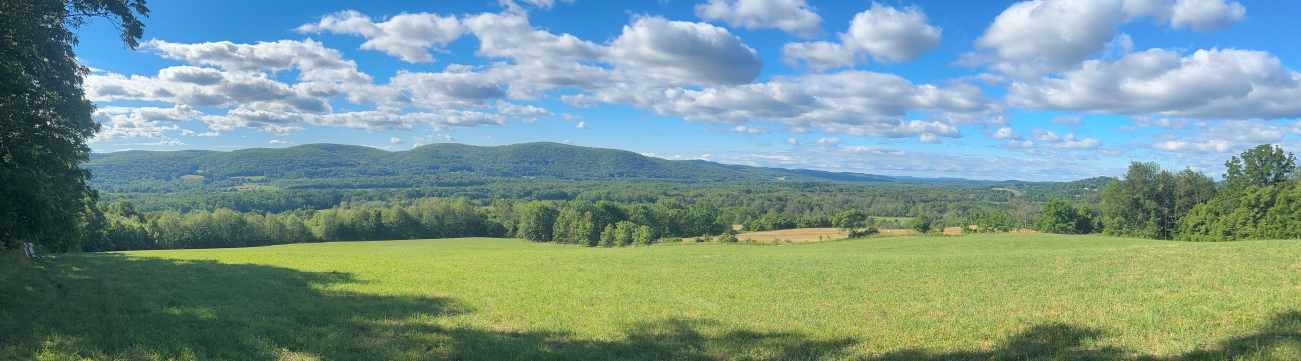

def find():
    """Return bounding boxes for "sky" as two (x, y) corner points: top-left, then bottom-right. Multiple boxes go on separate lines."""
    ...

(74, 0), (1301, 181)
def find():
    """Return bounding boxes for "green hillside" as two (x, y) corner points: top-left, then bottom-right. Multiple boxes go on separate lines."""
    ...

(86, 142), (899, 192)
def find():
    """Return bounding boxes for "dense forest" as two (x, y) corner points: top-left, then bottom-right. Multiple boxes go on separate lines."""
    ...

(58, 143), (1301, 252)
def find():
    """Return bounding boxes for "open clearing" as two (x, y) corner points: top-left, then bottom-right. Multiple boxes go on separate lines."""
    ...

(3, 234), (1300, 360)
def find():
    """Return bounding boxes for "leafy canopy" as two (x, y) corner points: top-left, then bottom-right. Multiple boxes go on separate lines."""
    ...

(1, 0), (148, 250)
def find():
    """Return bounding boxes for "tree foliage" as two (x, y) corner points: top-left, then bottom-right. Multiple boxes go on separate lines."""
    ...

(1037, 198), (1095, 235)
(1, 0), (148, 251)
(1100, 162), (1215, 240)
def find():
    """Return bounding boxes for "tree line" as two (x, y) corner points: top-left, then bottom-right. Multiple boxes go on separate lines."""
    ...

(1038, 144), (1301, 242)
(85, 197), (736, 251)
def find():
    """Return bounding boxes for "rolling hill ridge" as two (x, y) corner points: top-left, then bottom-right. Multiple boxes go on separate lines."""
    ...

(87, 142), (898, 187)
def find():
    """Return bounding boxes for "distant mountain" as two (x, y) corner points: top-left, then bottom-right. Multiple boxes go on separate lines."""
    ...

(86, 142), (906, 189)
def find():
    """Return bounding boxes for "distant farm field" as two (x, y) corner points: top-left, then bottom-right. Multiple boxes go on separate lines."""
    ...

(3, 234), (1301, 360)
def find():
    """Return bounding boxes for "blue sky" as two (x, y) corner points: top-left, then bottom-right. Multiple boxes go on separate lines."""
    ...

(76, 0), (1301, 180)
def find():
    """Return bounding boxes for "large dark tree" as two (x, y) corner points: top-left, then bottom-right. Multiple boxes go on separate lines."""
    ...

(1, 0), (148, 251)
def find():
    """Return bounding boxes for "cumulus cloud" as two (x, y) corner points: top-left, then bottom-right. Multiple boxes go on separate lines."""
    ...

(390, 137), (403, 144)
(296, 10), (465, 63)
(145, 39), (367, 82)
(839, 3), (941, 63)
(1030, 129), (1102, 150)
(782, 2), (940, 70)
(967, 0), (1247, 77)
(785, 138), (800, 145)
(88, 9), (993, 148)
(1169, 0), (1247, 31)
(90, 105), (201, 142)
(694, 0), (823, 38)
(269, 139), (293, 145)
(1008, 48), (1301, 120)
(569, 70), (996, 139)
(388, 70), (506, 108)
(607, 16), (763, 86)
(576, 121), (589, 129)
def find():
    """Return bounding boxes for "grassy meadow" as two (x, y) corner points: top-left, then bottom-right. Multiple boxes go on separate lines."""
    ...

(3, 234), (1300, 360)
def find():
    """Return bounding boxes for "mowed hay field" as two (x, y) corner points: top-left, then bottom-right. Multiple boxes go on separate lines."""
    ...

(3, 234), (1301, 360)
(723, 228), (916, 243)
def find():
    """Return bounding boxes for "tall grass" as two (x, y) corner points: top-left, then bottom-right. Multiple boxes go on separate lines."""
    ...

(2, 234), (1299, 360)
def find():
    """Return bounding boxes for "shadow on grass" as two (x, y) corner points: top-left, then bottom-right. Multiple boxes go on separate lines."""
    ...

(2, 253), (1298, 360)
(0, 254), (856, 360)
(873, 312), (1301, 361)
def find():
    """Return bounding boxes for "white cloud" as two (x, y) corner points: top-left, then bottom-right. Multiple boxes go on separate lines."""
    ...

(729, 125), (770, 134)
(1030, 129), (1102, 150)
(1032, 129), (1061, 142)
(496, 101), (552, 116)
(1008, 48), (1301, 120)
(576, 121), (590, 129)
(145, 39), (367, 82)
(1150, 139), (1234, 153)
(86, 66), (334, 115)
(1053, 134), (1102, 150)
(839, 2), (941, 63)
(90, 105), (200, 142)
(389, 70), (506, 108)
(412, 134), (456, 146)
(390, 137), (403, 144)
(781, 41), (855, 72)
(569, 70), (996, 139)
(463, 13), (603, 62)
(785, 138), (800, 145)
(606, 16), (763, 86)
(694, 0), (823, 38)
(1170, 0), (1246, 31)
(296, 10), (465, 63)
(782, 2), (940, 70)
(196, 132), (220, 137)
(987, 127), (1022, 140)
(816, 136), (841, 145)
(966, 0), (1247, 77)
(269, 139), (293, 145)
(1131, 116), (1189, 130)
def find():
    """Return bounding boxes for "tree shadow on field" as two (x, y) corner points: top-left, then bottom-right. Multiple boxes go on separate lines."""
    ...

(0, 254), (856, 360)
(2, 254), (1299, 360)
(873, 312), (1301, 361)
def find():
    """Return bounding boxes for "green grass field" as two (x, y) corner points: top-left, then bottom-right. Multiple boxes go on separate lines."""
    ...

(3, 234), (1300, 360)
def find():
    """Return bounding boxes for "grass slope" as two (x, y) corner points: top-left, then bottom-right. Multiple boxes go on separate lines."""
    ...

(3, 234), (1300, 360)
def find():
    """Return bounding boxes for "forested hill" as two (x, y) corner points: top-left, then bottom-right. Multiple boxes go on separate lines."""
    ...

(87, 142), (898, 190)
